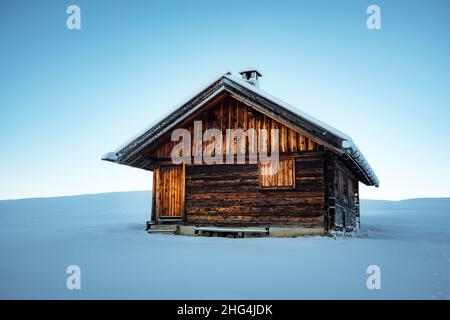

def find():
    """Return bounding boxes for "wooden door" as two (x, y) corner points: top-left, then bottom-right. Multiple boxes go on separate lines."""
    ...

(154, 165), (185, 218)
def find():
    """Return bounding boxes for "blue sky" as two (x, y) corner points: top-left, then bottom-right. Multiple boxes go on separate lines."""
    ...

(1, 0), (449, 200)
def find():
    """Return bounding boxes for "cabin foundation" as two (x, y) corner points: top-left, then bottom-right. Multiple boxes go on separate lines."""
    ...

(146, 223), (325, 237)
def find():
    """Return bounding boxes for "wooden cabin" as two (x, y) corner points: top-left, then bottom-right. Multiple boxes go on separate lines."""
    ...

(103, 70), (379, 237)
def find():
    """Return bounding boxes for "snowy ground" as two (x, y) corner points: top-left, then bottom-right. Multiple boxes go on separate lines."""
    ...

(0, 191), (449, 299)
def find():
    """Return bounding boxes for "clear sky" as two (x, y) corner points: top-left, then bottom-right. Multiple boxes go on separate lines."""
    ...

(1, 0), (449, 200)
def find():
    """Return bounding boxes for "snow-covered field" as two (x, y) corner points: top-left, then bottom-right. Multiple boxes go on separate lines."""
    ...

(0, 191), (449, 299)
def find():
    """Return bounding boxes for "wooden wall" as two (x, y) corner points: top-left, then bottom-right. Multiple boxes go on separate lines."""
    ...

(184, 153), (326, 227)
(150, 97), (321, 160)
(326, 154), (360, 232)
(149, 96), (334, 229)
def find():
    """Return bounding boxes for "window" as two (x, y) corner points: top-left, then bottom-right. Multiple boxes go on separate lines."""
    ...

(260, 159), (295, 189)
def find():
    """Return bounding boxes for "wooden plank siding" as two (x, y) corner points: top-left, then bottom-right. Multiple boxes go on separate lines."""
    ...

(184, 153), (326, 227)
(326, 154), (360, 232)
(151, 97), (322, 161)
(148, 96), (333, 229)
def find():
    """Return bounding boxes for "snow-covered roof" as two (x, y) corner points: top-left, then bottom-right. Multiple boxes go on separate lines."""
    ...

(103, 72), (379, 187)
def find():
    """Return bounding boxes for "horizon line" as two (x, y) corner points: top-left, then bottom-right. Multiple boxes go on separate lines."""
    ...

(1, 190), (449, 203)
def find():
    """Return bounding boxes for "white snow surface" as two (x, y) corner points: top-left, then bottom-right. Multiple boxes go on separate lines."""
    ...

(1, 192), (449, 299)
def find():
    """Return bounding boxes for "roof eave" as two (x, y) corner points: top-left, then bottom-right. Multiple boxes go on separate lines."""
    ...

(101, 152), (118, 162)
(342, 140), (379, 187)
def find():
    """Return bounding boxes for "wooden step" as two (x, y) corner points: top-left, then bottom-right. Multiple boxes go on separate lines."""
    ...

(147, 229), (176, 234)
(147, 223), (178, 234)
